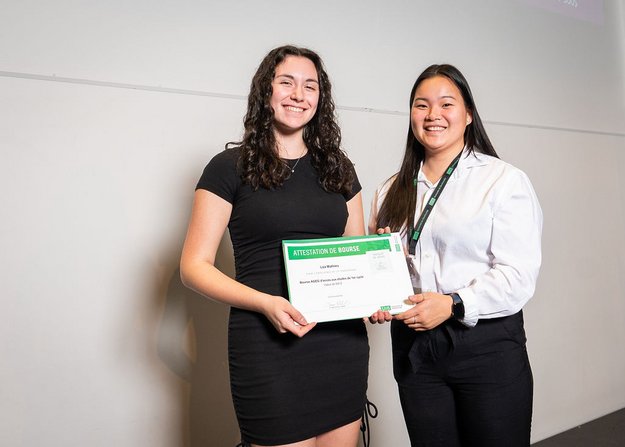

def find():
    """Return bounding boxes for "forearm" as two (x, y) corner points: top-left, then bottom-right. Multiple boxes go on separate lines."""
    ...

(180, 259), (273, 315)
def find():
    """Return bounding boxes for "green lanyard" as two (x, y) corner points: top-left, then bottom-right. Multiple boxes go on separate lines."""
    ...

(408, 150), (462, 256)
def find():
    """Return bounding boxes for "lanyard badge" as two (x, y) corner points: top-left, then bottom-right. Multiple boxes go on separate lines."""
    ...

(408, 150), (462, 256)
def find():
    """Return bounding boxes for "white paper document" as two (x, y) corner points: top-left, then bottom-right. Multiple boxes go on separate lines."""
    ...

(282, 233), (414, 323)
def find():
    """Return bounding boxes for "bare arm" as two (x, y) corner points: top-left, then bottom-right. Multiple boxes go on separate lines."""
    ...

(180, 189), (316, 336)
(343, 192), (365, 236)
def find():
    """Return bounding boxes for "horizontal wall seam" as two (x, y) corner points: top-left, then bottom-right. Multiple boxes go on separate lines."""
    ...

(2, 70), (624, 138)
(0, 70), (248, 101)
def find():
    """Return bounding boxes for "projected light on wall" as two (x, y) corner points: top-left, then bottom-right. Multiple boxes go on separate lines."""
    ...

(520, 0), (604, 24)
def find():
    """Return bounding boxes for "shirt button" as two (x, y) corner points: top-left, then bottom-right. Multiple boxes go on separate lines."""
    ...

(424, 252), (431, 258)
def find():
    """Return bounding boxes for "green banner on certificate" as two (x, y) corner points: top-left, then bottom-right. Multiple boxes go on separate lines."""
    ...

(282, 233), (414, 323)
(286, 238), (391, 260)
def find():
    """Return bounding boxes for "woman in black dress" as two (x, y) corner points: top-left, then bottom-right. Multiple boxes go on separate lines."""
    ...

(180, 45), (369, 447)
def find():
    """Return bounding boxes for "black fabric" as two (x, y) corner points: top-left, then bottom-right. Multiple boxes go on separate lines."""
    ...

(360, 399), (379, 447)
(197, 148), (368, 445)
(392, 312), (533, 447)
(197, 148), (361, 297)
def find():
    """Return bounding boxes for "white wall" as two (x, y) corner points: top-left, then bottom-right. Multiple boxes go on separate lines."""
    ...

(1, 1), (624, 446)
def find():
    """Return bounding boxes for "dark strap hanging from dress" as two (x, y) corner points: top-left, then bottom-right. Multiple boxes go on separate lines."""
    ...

(360, 398), (379, 447)
(408, 150), (462, 255)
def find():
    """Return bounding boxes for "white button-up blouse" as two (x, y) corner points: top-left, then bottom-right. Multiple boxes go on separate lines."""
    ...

(369, 149), (543, 327)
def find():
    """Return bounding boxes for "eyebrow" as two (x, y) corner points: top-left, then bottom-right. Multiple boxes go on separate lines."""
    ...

(274, 74), (319, 84)
(414, 95), (457, 101)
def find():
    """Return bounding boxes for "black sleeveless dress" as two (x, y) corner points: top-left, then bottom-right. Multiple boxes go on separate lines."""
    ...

(196, 148), (369, 445)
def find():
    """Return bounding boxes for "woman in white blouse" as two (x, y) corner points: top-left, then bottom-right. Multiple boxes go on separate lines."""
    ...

(369, 64), (542, 447)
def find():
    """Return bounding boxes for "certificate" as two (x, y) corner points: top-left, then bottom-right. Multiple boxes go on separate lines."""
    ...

(282, 233), (414, 323)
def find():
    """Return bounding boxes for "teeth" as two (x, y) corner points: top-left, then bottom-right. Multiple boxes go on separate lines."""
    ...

(285, 106), (304, 112)
(426, 126), (445, 131)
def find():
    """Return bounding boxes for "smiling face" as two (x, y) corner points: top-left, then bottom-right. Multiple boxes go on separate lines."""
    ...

(411, 75), (472, 157)
(269, 55), (320, 138)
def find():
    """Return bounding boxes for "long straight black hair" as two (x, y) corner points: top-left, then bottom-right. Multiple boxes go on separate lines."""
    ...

(376, 64), (499, 232)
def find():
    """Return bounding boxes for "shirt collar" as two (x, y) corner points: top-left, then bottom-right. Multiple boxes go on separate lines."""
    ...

(455, 147), (490, 177)
(417, 147), (489, 185)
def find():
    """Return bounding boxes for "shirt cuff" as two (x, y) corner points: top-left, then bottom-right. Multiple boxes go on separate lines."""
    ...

(453, 287), (478, 327)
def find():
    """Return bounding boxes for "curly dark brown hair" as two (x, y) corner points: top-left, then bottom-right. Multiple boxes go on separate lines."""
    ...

(227, 45), (354, 193)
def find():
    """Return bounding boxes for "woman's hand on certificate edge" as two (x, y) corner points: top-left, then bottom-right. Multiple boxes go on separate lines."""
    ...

(366, 309), (392, 324)
(395, 292), (453, 331)
(376, 226), (391, 235)
(261, 296), (317, 337)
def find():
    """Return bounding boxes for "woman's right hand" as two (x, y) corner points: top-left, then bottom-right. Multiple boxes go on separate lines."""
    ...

(366, 309), (392, 324)
(262, 296), (317, 337)
(376, 226), (391, 235)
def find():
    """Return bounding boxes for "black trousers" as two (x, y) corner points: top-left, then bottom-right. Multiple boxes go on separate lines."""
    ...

(392, 312), (533, 447)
